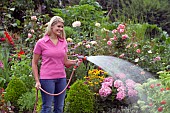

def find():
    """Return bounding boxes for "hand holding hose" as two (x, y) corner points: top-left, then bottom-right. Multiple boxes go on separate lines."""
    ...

(35, 81), (41, 90)
(74, 59), (82, 69)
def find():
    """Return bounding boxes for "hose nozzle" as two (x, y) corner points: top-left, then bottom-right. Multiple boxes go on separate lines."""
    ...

(77, 55), (87, 61)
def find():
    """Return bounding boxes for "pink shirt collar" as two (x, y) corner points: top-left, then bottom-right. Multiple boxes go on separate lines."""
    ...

(44, 35), (64, 42)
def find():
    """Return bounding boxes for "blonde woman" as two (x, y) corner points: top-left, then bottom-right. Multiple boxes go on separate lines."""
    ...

(32, 16), (81, 113)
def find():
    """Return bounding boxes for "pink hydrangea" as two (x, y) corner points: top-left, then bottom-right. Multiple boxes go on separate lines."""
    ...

(117, 85), (126, 92)
(127, 88), (138, 97)
(102, 82), (113, 87)
(103, 77), (114, 83)
(114, 80), (124, 88)
(116, 91), (126, 100)
(125, 79), (136, 88)
(99, 86), (112, 97)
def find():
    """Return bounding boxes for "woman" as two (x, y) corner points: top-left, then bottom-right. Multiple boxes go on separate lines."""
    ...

(32, 16), (81, 113)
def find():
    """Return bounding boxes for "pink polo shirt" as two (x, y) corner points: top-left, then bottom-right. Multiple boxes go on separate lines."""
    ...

(33, 35), (68, 79)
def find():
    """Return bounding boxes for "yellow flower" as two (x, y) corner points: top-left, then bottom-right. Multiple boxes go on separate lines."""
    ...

(66, 38), (73, 42)
(94, 82), (99, 85)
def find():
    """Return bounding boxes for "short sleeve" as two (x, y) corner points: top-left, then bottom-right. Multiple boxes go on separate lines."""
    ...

(65, 40), (68, 53)
(33, 40), (42, 55)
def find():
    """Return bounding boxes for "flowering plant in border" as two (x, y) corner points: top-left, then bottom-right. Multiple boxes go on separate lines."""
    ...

(0, 87), (14, 112)
(99, 73), (138, 101)
(133, 78), (170, 113)
(84, 69), (107, 93)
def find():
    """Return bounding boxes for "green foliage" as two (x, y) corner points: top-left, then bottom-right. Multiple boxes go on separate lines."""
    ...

(17, 88), (42, 112)
(4, 77), (27, 107)
(64, 26), (75, 38)
(158, 71), (170, 88)
(19, 75), (35, 92)
(79, 0), (102, 10)
(10, 55), (32, 78)
(0, 46), (11, 87)
(64, 80), (95, 113)
(111, 0), (170, 34)
(52, 4), (106, 41)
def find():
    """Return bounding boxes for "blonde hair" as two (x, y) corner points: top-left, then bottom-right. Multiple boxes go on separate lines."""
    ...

(44, 16), (66, 38)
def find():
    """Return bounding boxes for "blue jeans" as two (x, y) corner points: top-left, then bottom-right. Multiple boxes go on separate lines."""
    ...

(40, 78), (66, 113)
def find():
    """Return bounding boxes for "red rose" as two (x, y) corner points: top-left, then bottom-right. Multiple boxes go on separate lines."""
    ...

(160, 100), (166, 105)
(158, 107), (163, 112)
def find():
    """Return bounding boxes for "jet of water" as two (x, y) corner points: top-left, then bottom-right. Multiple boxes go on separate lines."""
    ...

(83, 55), (155, 83)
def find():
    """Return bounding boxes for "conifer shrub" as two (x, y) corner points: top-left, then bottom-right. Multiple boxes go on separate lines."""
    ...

(64, 80), (95, 113)
(4, 77), (27, 107)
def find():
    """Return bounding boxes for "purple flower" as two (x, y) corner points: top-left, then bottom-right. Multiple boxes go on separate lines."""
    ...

(153, 56), (161, 61)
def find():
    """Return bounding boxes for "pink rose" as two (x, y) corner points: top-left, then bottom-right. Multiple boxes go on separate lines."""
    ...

(28, 33), (32, 38)
(107, 41), (112, 46)
(122, 34), (128, 40)
(136, 49), (141, 53)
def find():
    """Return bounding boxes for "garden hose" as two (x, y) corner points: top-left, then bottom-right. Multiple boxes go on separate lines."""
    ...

(33, 63), (79, 113)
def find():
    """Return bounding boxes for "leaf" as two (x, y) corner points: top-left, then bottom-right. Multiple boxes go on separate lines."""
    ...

(11, 23), (18, 27)
(5, 14), (12, 18)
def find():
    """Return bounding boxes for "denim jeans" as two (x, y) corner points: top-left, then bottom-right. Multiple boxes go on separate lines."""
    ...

(40, 78), (66, 113)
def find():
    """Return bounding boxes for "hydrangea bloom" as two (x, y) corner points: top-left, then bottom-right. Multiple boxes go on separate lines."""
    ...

(125, 79), (136, 88)
(114, 80), (124, 88)
(127, 88), (138, 97)
(116, 91), (126, 101)
(99, 86), (112, 97)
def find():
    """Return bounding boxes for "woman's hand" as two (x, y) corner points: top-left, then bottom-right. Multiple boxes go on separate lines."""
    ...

(75, 59), (82, 67)
(35, 81), (41, 90)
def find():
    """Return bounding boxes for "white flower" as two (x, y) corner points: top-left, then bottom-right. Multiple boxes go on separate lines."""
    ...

(77, 42), (82, 46)
(101, 28), (109, 32)
(135, 58), (139, 62)
(31, 16), (37, 21)
(90, 41), (97, 45)
(148, 50), (152, 53)
(95, 22), (100, 27)
(72, 21), (81, 27)
(85, 44), (90, 48)
(30, 29), (34, 33)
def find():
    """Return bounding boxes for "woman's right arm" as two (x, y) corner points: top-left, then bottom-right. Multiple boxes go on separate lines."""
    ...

(32, 53), (41, 89)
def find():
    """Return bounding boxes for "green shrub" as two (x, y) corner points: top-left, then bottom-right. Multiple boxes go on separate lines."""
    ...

(17, 88), (42, 113)
(64, 26), (75, 38)
(20, 75), (35, 91)
(4, 77), (27, 107)
(64, 80), (95, 113)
